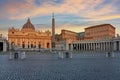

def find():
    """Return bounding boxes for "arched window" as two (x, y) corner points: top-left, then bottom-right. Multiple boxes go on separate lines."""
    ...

(12, 32), (14, 34)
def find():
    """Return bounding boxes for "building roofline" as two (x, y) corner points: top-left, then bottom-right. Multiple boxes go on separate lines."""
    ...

(85, 24), (116, 30)
(61, 29), (77, 34)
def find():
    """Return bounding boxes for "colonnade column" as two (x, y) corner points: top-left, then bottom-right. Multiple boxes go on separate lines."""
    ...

(100, 43), (102, 51)
(119, 41), (120, 51)
(71, 43), (73, 51)
(3, 41), (7, 52)
(91, 43), (93, 51)
(113, 42), (116, 51)
(108, 42), (110, 51)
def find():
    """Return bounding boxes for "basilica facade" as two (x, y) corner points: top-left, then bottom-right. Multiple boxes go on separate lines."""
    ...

(8, 18), (51, 50)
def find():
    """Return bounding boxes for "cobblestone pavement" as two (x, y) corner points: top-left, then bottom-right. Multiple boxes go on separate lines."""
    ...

(0, 52), (120, 80)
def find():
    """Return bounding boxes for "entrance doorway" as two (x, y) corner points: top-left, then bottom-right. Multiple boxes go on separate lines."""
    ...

(0, 42), (3, 51)
(22, 42), (25, 48)
(47, 43), (50, 48)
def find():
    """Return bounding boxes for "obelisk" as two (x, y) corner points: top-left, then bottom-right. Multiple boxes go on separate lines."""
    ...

(52, 13), (55, 49)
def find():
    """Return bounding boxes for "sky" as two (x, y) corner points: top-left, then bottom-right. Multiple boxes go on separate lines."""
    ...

(0, 0), (120, 38)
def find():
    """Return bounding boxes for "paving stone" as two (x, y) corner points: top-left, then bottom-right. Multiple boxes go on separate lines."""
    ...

(0, 53), (120, 80)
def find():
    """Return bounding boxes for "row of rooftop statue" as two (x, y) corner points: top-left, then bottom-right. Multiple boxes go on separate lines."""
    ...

(9, 51), (26, 60)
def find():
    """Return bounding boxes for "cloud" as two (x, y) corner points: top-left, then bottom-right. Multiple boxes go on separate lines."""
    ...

(1, 0), (119, 21)
(35, 22), (97, 34)
(84, 14), (120, 21)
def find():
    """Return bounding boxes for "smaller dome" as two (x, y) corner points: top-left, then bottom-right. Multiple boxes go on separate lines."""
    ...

(21, 18), (35, 31)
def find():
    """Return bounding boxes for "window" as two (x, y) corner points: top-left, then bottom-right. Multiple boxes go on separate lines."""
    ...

(12, 32), (14, 34)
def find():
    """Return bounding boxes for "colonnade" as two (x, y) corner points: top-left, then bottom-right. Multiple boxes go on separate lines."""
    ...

(69, 38), (120, 51)
(71, 42), (112, 51)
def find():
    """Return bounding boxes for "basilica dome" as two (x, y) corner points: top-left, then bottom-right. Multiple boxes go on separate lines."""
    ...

(21, 18), (35, 31)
